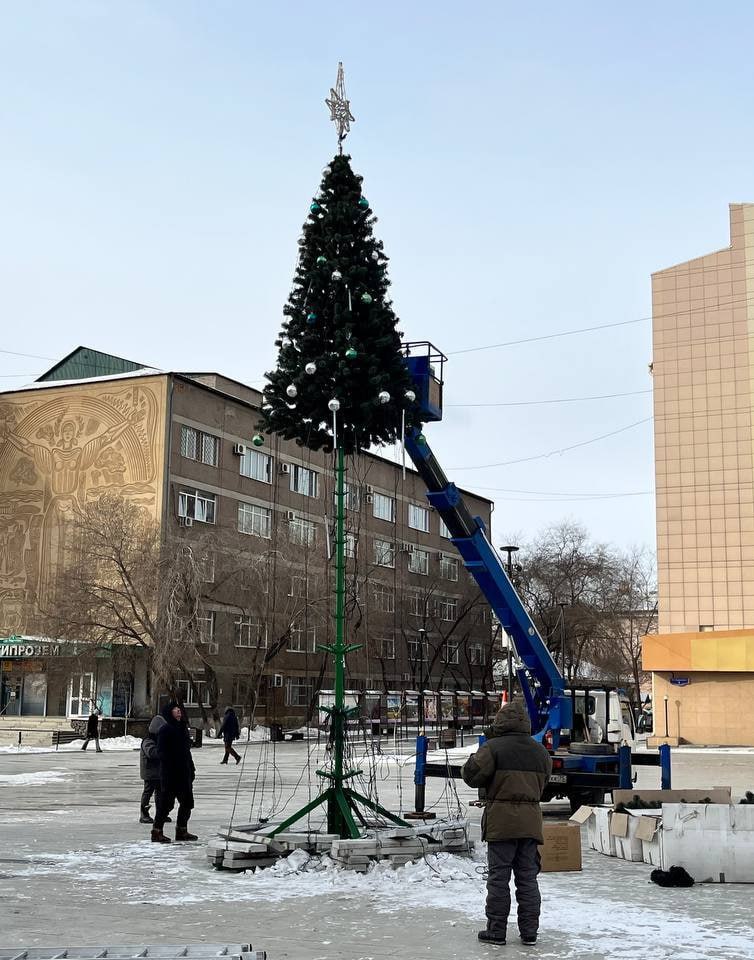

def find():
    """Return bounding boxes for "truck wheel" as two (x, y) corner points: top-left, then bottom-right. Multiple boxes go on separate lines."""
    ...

(568, 743), (615, 756)
(569, 789), (605, 814)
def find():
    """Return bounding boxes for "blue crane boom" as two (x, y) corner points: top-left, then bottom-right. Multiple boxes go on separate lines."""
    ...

(403, 343), (572, 744)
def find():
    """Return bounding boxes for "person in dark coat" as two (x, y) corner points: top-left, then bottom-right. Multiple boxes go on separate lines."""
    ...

(218, 707), (241, 765)
(81, 710), (102, 752)
(462, 699), (552, 947)
(151, 701), (197, 843)
(139, 714), (172, 824)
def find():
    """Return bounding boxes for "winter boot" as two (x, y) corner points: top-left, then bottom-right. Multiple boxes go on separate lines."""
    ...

(174, 827), (198, 841)
(520, 935), (537, 945)
(478, 930), (506, 946)
(139, 813), (154, 824)
(151, 828), (171, 843)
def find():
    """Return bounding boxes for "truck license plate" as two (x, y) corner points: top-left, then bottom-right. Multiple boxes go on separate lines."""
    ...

(549, 774), (567, 784)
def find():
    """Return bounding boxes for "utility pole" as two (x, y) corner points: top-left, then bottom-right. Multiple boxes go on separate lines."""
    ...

(499, 545), (520, 699)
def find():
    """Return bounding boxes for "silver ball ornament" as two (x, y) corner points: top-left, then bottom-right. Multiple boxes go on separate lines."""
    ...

(378, 390), (391, 404)
(305, 362), (317, 375)
(328, 398), (341, 412)
(405, 390), (416, 402)
(371, 251), (379, 261)
(286, 384), (298, 399)
(281, 337), (292, 347)
(331, 270), (342, 281)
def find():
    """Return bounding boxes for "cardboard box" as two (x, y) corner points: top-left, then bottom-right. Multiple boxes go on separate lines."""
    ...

(610, 810), (658, 862)
(635, 814), (662, 865)
(661, 803), (754, 883)
(538, 821), (582, 872)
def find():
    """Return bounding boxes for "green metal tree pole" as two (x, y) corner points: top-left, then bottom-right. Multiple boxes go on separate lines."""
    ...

(328, 443), (347, 835)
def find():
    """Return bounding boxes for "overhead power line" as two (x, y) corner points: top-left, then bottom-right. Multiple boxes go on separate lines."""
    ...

(446, 389), (652, 408)
(450, 417), (653, 471)
(447, 317), (650, 356)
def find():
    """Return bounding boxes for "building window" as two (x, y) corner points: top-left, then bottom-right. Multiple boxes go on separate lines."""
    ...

(699, 624), (714, 632)
(408, 637), (429, 661)
(470, 643), (486, 666)
(372, 583), (395, 614)
(334, 483), (361, 512)
(380, 638), (395, 660)
(197, 611), (217, 653)
(372, 492), (395, 523)
(408, 593), (426, 618)
(235, 615), (266, 648)
(289, 575), (312, 599)
(231, 676), (255, 706)
(374, 539), (395, 568)
(291, 465), (319, 498)
(436, 597), (458, 621)
(240, 448), (272, 483)
(289, 517), (316, 547)
(285, 676), (315, 707)
(288, 623), (317, 653)
(68, 672), (95, 717)
(178, 488), (216, 524)
(238, 502), (272, 539)
(443, 642), (460, 665)
(439, 518), (452, 539)
(344, 532), (357, 559)
(177, 678), (211, 706)
(440, 555), (459, 581)
(408, 503), (430, 532)
(408, 548), (429, 576)
(180, 425), (219, 466)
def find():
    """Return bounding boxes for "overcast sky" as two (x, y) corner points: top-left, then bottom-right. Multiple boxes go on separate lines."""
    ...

(2, 2), (753, 557)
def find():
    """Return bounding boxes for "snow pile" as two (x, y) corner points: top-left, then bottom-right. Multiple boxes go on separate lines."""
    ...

(0, 735), (142, 755)
(0, 769), (68, 786)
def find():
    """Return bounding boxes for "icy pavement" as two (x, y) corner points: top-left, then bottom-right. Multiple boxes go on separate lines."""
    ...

(1, 741), (753, 959)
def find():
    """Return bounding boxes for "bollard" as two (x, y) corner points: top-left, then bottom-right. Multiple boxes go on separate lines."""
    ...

(413, 733), (428, 813)
(659, 742), (672, 789)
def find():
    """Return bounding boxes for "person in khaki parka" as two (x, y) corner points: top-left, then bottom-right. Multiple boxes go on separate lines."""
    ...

(462, 699), (552, 947)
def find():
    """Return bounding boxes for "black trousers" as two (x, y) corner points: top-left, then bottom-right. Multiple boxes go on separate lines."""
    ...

(140, 778), (160, 815)
(222, 742), (240, 762)
(486, 838), (542, 940)
(154, 782), (194, 832)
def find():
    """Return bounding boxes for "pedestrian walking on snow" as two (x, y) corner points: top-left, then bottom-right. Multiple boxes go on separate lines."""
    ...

(218, 706), (241, 764)
(151, 701), (197, 843)
(139, 714), (171, 824)
(81, 709), (102, 752)
(462, 699), (552, 947)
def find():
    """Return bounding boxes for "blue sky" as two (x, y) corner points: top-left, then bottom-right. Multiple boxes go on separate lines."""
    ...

(2, 2), (754, 554)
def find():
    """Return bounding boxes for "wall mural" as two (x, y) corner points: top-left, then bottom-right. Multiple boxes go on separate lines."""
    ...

(0, 378), (166, 632)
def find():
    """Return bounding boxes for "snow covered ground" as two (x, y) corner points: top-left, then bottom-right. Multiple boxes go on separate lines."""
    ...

(1, 740), (753, 958)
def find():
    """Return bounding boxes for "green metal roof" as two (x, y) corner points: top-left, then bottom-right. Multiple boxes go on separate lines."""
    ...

(37, 346), (149, 382)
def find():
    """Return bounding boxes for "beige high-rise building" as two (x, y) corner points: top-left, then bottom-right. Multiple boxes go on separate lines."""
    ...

(643, 203), (754, 745)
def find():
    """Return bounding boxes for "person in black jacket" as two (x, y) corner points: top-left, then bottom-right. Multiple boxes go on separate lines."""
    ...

(81, 710), (102, 752)
(139, 714), (168, 824)
(151, 701), (197, 843)
(218, 706), (241, 765)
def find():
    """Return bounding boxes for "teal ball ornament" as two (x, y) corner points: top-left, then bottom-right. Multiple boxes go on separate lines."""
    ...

(307, 312), (317, 324)
(360, 293), (373, 305)
(345, 347), (358, 360)
(316, 255), (327, 265)
(310, 202), (321, 213)
(252, 434), (264, 447)
(358, 197), (369, 209)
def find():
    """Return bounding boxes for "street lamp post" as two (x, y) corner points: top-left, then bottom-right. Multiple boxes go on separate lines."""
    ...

(557, 602), (568, 678)
(663, 693), (669, 739)
(499, 545), (520, 698)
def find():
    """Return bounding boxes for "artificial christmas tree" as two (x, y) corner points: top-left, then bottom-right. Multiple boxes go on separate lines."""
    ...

(259, 65), (415, 839)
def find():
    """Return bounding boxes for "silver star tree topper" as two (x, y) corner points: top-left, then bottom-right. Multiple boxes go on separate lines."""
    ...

(325, 62), (355, 153)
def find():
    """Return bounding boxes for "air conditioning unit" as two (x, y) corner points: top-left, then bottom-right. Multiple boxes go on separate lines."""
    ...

(280, 462), (291, 474)
(285, 510), (296, 521)
(365, 495), (374, 504)
(272, 674), (284, 688)
(232, 443), (246, 456)
(365, 484), (374, 494)
(401, 542), (415, 553)
(178, 516), (193, 527)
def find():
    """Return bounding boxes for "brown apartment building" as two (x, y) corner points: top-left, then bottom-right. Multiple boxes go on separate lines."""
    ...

(643, 203), (754, 744)
(0, 347), (495, 729)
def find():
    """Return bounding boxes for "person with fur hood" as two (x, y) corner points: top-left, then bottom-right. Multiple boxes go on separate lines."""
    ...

(151, 701), (197, 843)
(138, 714), (171, 824)
(462, 699), (552, 947)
